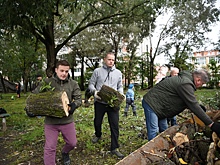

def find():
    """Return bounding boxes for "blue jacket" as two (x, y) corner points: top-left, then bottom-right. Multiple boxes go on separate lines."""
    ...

(126, 89), (134, 101)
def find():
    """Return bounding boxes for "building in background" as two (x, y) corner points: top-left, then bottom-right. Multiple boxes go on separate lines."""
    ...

(193, 50), (220, 68)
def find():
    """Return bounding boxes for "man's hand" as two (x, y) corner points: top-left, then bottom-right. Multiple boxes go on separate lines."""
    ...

(68, 102), (77, 115)
(94, 91), (101, 100)
(211, 122), (220, 137)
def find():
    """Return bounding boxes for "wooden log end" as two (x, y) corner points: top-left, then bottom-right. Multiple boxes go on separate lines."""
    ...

(62, 91), (69, 116)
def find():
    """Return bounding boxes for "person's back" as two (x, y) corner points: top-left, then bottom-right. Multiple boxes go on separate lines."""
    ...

(160, 67), (179, 126)
(142, 69), (220, 141)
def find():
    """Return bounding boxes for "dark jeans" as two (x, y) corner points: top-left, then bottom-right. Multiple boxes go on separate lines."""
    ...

(167, 116), (177, 126)
(124, 98), (136, 112)
(94, 101), (119, 151)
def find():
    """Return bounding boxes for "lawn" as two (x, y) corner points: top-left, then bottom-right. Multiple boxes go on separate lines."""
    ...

(0, 88), (219, 165)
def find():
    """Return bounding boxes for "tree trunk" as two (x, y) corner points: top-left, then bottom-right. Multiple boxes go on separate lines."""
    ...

(97, 85), (124, 110)
(149, 59), (154, 88)
(26, 91), (69, 118)
(80, 56), (85, 91)
(44, 23), (56, 78)
(45, 43), (56, 78)
(0, 73), (6, 93)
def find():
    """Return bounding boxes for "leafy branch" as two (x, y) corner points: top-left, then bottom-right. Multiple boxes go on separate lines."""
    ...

(107, 95), (117, 108)
(39, 81), (55, 92)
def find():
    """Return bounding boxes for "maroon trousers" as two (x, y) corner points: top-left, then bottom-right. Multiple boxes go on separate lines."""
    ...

(44, 122), (77, 165)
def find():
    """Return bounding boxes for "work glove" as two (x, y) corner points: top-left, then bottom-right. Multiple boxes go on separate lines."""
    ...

(68, 102), (77, 115)
(24, 107), (36, 117)
(94, 91), (101, 100)
(200, 104), (207, 112)
(210, 122), (220, 138)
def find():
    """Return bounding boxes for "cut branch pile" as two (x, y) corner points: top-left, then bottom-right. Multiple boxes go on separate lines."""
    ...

(97, 85), (125, 110)
(25, 91), (69, 118)
(116, 110), (220, 165)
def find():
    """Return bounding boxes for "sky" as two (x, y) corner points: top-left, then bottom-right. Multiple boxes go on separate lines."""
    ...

(151, 0), (220, 65)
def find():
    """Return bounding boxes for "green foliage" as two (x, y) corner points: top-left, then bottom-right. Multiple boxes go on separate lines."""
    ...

(195, 89), (220, 110)
(207, 59), (220, 89)
(1, 89), (219, 164)
(161, 0), (220, 70)
(0, 91), (147, 164)
(39, 81), (55, 92)
(107, 95), (118, 108)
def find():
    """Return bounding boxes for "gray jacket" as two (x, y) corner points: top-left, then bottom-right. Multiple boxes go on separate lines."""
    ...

(88, 64), (123, 103)
(143, 71), (212, 125)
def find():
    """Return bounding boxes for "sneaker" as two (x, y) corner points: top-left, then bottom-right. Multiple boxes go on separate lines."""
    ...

(62, 152), (71, 165)
(111, 148), (124, 159)
(91, 136), (101, 143)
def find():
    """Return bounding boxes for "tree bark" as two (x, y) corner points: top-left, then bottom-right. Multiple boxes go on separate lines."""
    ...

(26, 91), (69, 118)
(98, 85), (124, 110)
(0, 73), (6, 93)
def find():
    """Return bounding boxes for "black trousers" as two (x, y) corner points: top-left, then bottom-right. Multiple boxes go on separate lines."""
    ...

(94, 101), (119, 151)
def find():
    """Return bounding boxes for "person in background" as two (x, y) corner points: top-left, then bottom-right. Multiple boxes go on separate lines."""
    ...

(161, 67), (179, 126)
(124, 84), (137, 117)
(32, 74), (43, 91)
(88, 52), (125, 159)
(16, 83), (21, 98)
(32, 60), (82, 165)
(142, 69), (220, 141)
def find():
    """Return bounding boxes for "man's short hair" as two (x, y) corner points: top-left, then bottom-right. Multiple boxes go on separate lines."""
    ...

(104, 52), (115, 58)
(56, 60), (70, 68)
(193, 69), (209, 83)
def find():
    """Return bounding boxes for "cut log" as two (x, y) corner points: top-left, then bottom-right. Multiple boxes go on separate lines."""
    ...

(26, 91), (69, 118)
(97, 85), (124, 110)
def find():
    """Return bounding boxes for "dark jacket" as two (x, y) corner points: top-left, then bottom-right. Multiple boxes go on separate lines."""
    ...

(143, 71), (212, 125)
(33, 73), (82, 125)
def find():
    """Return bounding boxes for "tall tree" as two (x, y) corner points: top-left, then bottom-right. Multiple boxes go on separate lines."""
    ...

(0, 0), (162, 77)
(0, 30), (45, 92)
(161, 0), (220, 70)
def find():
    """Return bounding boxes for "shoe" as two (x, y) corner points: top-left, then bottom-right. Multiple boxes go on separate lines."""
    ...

(91, 136), (101, 143)
(62, 152), (71, 165)
(111, 148), (124, 159)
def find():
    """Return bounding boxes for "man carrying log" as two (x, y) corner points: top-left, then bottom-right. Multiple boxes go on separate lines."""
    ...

(142, 69), (220, 141)
(32, 60), (82, 165)
(88, 52), (125, 159)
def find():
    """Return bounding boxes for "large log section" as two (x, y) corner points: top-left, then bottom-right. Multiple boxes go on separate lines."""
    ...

(26, 91), (69, 118)
(97, 85), (125, 110)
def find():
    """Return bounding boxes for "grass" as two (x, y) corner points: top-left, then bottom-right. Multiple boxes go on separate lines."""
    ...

(0, 88), (219, 165)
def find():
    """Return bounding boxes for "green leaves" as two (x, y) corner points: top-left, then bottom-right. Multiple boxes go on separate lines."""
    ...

(39, 81), (55, 92)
